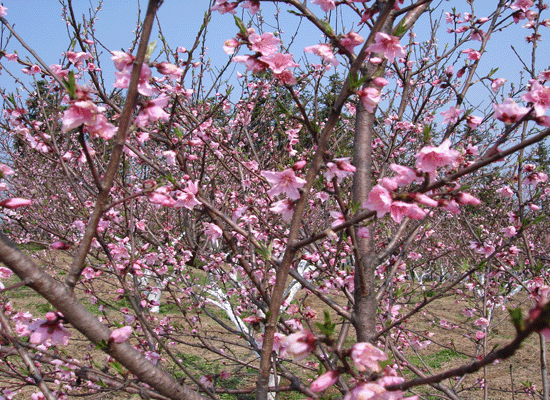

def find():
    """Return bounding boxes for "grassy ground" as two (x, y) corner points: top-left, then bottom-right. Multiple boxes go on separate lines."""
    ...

(1, 250), (547, 399)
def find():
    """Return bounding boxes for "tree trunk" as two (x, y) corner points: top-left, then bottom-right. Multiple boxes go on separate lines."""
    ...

(352, 101), (378, 342)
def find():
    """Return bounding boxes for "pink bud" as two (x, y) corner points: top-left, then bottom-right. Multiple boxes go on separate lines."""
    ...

(109, 326), (133, 344)
(51, 241), (71, 250)
(310, 370), (340, 392)
(455, 192), (481, 205)
(0, 198), (32, 209)
(293, 160), (307, 170)
(280, 331), (316, 360)
(373, 77), (389, 87)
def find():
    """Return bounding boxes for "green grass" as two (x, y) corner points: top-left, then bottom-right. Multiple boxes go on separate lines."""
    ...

(409, 348), (468, 371)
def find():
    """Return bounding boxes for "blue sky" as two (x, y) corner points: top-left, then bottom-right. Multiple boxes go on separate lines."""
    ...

(1, 1), (549, 109)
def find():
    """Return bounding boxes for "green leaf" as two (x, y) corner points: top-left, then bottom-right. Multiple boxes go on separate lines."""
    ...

(255, 243), (272, 260)
(315, 310), (336, 338)
(392, 20), (407, 37)
(233, 15), (248, 37)
(287, 10), (305, 17)
(146, 40), (157, 61)
(349, 72), (369, 91)
(422, 124), (432, 143)
(508, 307), (524, 332)
(63, 71), (77, 100)
(6, 93), (17, 107)
(96, 378), (108, 388)
(95, 338), (108, 350)
(110, 361), (125, 374)
(321, 20), (334, 36)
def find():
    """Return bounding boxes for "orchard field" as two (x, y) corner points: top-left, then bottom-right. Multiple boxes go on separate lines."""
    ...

(1, 1), (550, 400)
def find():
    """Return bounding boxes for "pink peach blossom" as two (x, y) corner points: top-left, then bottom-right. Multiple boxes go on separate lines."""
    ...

(522, 81), (550, 116)
(312, 0), (335, 12)
(456, 192), (481, 206)
(493, 98), (530, 124)
(304, 44), (339, 66)
(390, 163), (417, 186)
(357, 87), (381, 113)
(366, 32), (405, 63)
(109, 326), (133, 343)
(261, 169), (306, 200)
(0, 197), (32, 209)
(350, 342), (388, 373)
(310, 370), (339, 392)
(390, 201), (426, 223)
(440, 106), (464, 124)
(363, 184), (392, 218)
(269, 199), (295, 222)
(259, 53), (299, 74)
(249, 32), (280, 56)
(491, 78), (507, 92)
(415, 139), (460, 173)
(280, 330), (316, 360)
(340, 31), (364, 53)
(27, 312), (71, 346)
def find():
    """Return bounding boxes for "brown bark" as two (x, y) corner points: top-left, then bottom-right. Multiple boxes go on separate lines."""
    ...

(351, 101), (378, 342)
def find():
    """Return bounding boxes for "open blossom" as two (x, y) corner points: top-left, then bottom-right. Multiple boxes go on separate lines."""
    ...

(462, 48), (482, 60)
(522, 81), (550, 116)
(174, 181), (201, 210)
(511, 0), (534, 12)
(501, 226), (517, 237)
(366, 32), (405, 63)
(497, 186), (514, 197)
(241, 0), (260, 14)
(204, 223), (223, 245)
(357, 87), (381, 113)
(280, 330), (316, 360)
(440, 106), (464, 124)
(0, 6), (6, 16)
(312, 0), (335, 12)
(467, 115), (483, 129)
(330, 210), (346, 227)
(27, 312), (71, 346)
(350, 342), (388, 373)
(325, 157), (356, 182)
(109, 326), (132, 343)
(261, 169), (306, 200)
(211, 0), (238, 14)
(340, 31), (364, 53)
(223, 38), (240, 54)
(525, 171), (548, 186)
(259, 53), (299, 74)
(415, 139), (460, 173)
(135, 95), (170, 127)
(249, 32), (280, 56)
(62, 100), (100, 132)
(270, 198), (295, 222)
(493, 98), (530, 123)
(390, 201), (427, 223)
(113, 60), (155, 96)
(491, 78), (507, 92)
(304, 44), (339, 66)
(232, 55), (267, 73)
(363, 184), (392, 218)
(390, 164), (417, 186)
